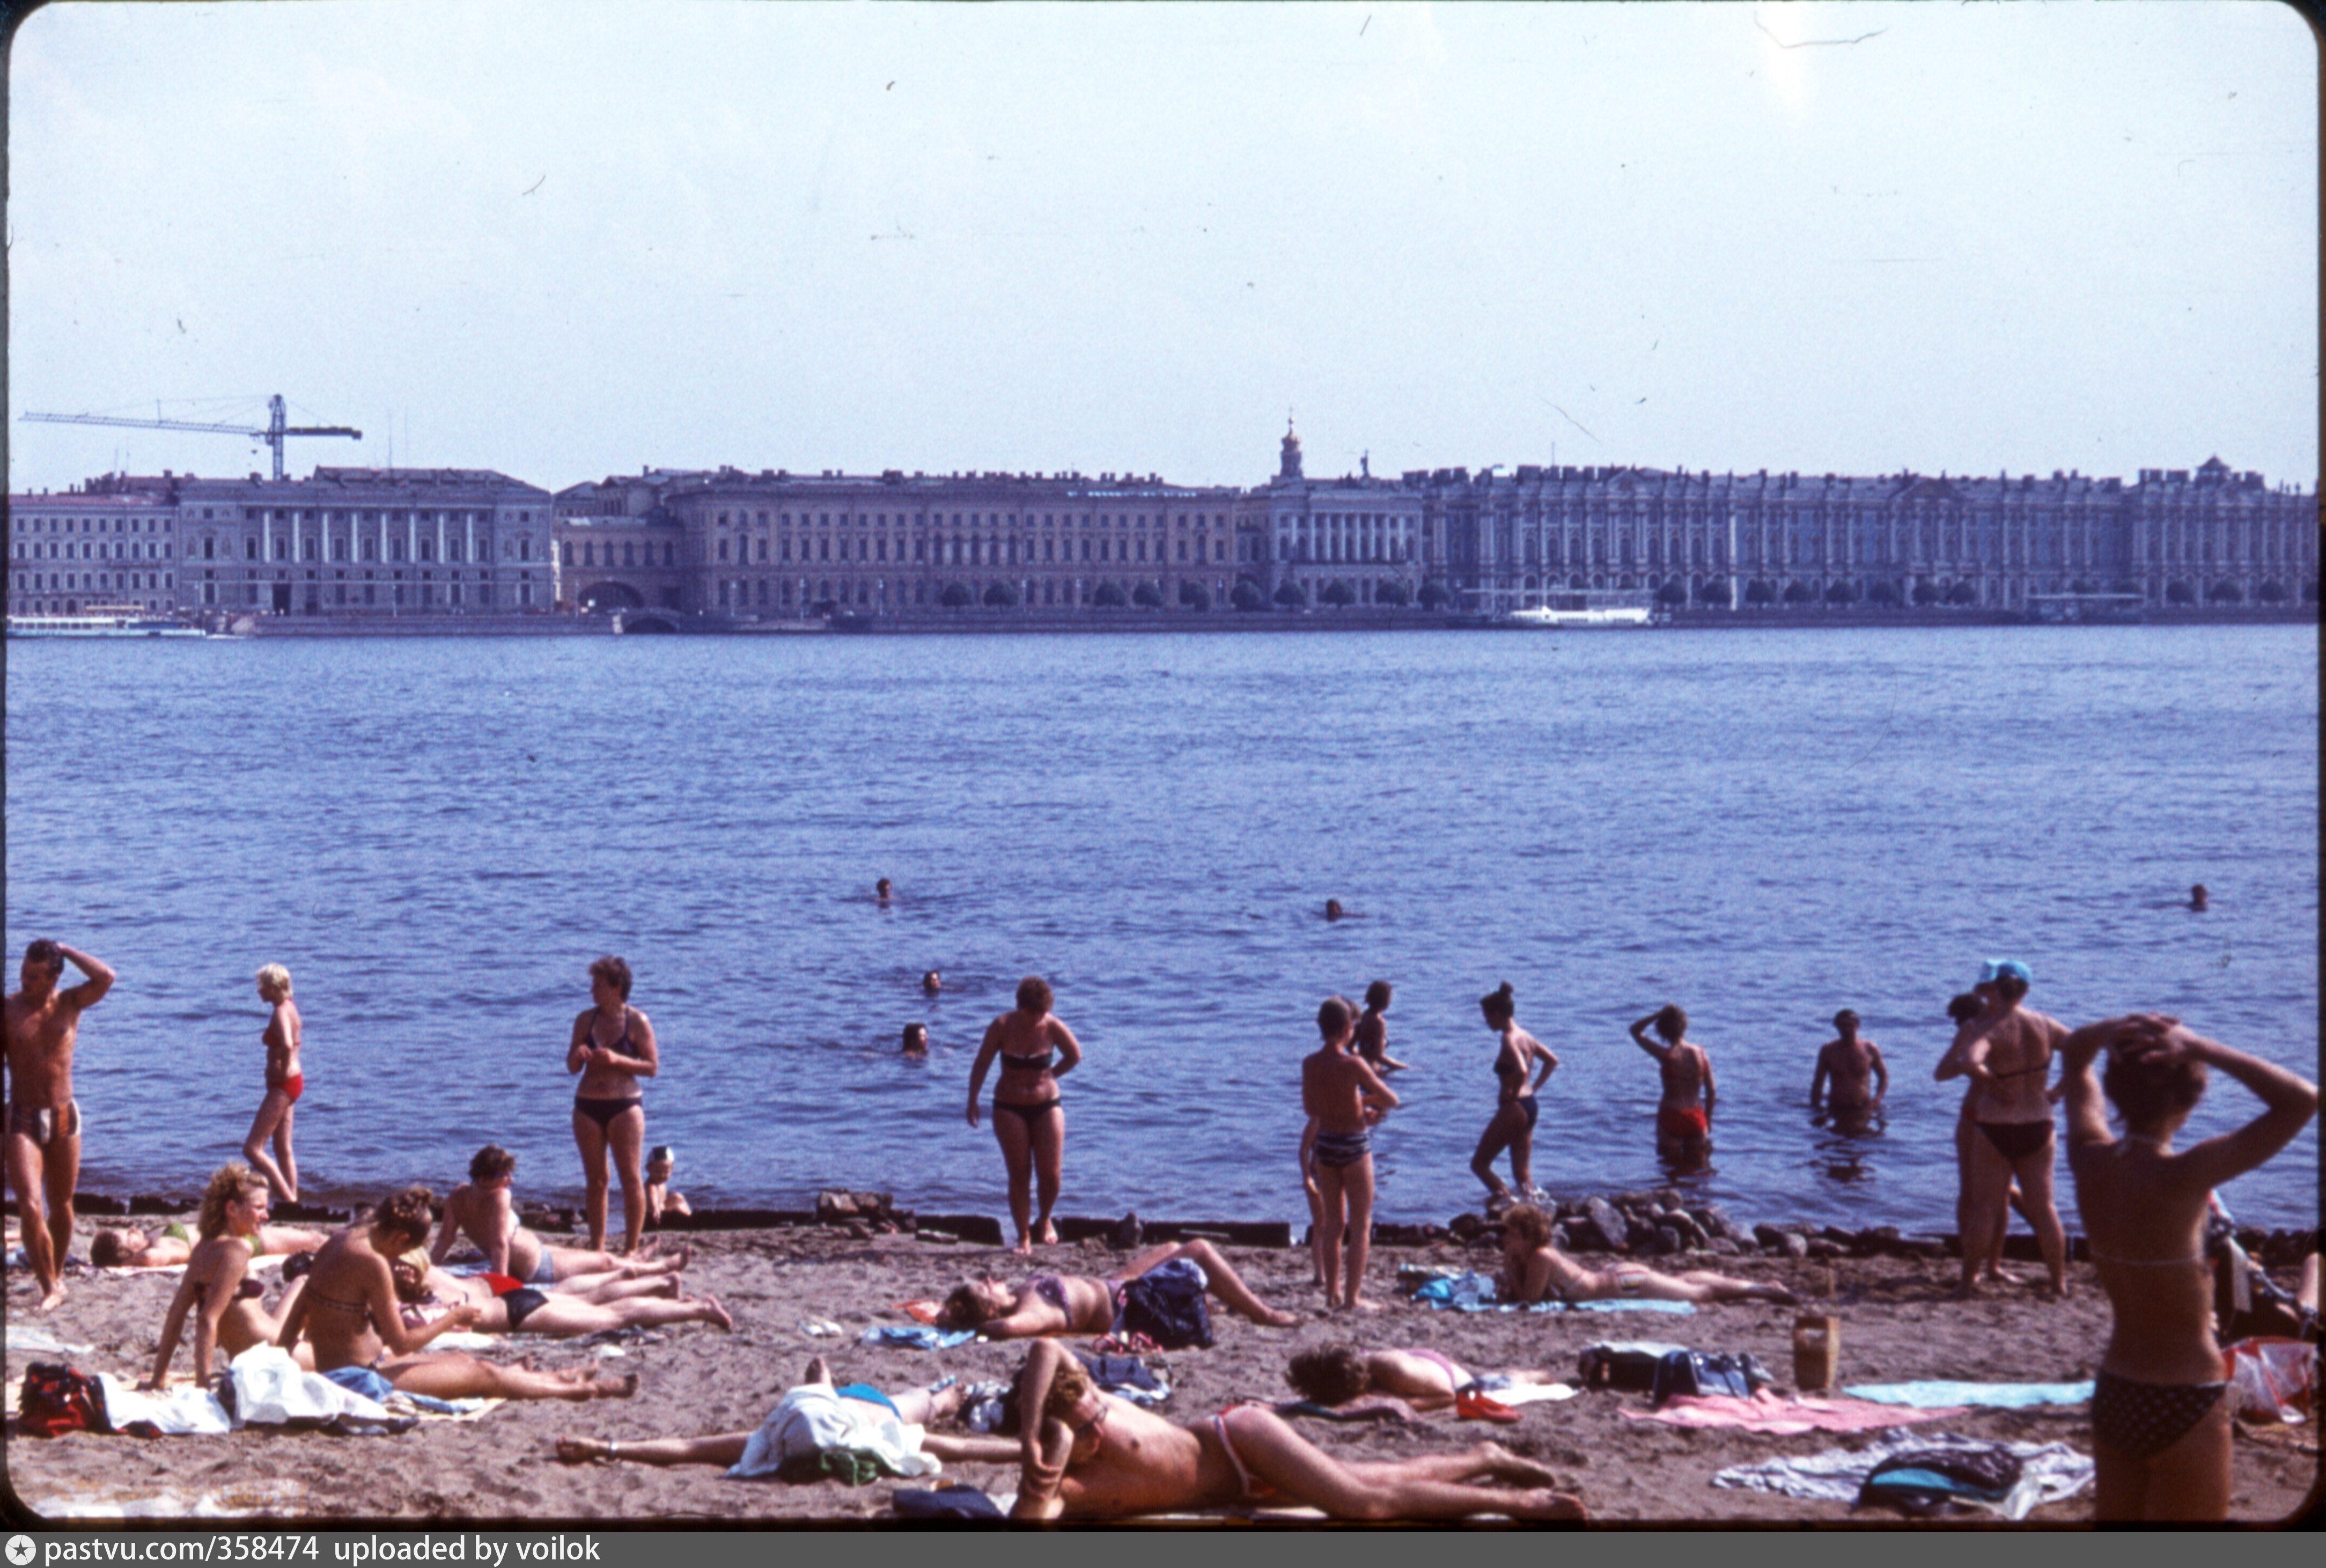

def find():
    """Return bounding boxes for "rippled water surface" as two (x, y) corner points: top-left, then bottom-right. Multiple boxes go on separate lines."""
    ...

(6, 624), (2317, 1232)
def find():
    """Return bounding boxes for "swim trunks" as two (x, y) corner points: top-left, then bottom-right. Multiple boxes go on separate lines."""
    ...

(1655, 1105), (1708, 1142)
(1314, 1130), (1371, 1168)
(1210, 1406), (1279, 1501)
(7, 1100), (81, 1147)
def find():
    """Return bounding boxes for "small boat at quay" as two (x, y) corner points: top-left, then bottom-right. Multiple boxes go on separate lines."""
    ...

(1504, 591), (1659, 628)
(6, 606), (207, 639)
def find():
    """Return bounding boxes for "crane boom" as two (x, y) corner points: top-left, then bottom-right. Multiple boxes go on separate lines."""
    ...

(19, 394), (362, 480)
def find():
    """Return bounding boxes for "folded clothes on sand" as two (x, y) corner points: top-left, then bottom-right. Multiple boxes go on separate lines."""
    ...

(1845, 1380), (2094, 1409)
(1407, 1271), (1695, 1314)
(94, 1376), (231, 1437)
(858, 1324), (978, 1351)
(1623, 1390), (1965, 1434)
(1714, 1430), (2095, 1520)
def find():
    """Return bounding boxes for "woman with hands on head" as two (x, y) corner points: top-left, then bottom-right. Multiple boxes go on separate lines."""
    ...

(965, 976), (1082, 1255)
(2060, 1013), (2316, 1521)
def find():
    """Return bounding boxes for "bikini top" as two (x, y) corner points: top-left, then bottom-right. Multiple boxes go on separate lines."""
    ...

(1495, 1049), (1523, 1081)
(1002, 1050), (1055, 1073)
(591, 1007), (643, 1060)
(1024, 1273), (1071, 1310)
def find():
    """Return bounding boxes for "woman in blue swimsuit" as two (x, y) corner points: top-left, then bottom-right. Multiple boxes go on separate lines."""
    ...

(567, 955), (658, 1256)
(2060, 1013), (2316, 1520)
(965, 977), (1083, 1255)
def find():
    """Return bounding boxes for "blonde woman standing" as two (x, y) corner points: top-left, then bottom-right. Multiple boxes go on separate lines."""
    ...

(242, 964), (303, 1202)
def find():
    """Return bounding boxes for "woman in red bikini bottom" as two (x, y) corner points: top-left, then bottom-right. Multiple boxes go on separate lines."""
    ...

(241, 963), (303, 1203)
(2059, 1013), (2316, 1521)
(1006, 1339), (1586, 1521)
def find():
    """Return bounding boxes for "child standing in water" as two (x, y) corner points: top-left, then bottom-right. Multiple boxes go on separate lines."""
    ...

(1301, 995), (1398, 1311)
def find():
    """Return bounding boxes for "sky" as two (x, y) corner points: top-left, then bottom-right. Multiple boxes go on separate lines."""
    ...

(6, 0), (2316, 497)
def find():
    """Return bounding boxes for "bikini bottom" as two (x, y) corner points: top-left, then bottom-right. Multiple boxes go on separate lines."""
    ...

(574, 1095), (643, 1132)
(2091, 1370), (2227, 1459)
(502, 1287), (551, 1331)
(992, 1098), (1062, 1128)
(1976, 1120), (2053, 1162)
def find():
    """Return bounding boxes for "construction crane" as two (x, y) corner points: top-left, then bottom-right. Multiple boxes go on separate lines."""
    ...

(19, 395), (362, 481)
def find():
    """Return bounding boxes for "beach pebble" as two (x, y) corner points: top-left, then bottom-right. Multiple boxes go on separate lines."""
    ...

(1777, 1232), (1810, 1261)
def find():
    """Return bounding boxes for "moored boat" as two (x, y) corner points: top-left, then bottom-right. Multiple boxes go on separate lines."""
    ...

(6, 605), (207, 639)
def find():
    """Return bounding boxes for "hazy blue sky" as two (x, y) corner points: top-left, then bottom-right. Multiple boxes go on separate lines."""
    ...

(8, 1), (2316, 495)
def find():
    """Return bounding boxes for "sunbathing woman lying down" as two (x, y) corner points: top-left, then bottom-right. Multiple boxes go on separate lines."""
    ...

(1497, 1204), (1798, 1306)
(1009, 1339), (1586, 1521)
(1284, 1342), (1569, 1414)
(937, 1239), (1298, 1338)
(388, 1250), (731, 1337)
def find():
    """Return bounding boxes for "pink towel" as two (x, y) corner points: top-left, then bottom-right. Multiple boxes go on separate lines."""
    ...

(1620, 1390), (1967, 1434)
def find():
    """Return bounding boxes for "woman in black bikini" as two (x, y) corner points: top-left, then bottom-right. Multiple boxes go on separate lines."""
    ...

(1953, 959), (2069, 1297)
(568, 955), (658, 1256)
(965, 976), (1082, 1255)
(2060, 1014), (2316, 1520)
(1468, 982), (1557, 1211)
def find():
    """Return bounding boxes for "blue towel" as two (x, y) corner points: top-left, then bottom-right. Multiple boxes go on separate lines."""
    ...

(858, 1325), (978, 1351)
(1845, 1381), (2094, 1410)
(319, 1365), (467, 1414)
(1408, 1271), (1696, 1315)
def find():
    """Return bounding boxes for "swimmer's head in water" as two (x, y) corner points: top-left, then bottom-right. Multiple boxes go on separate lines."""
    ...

(1500, 1203), (1555, 1250)
(200, 1161), (269, 1240)
(589, 954), (633, 1002)
(91, 1229), (139, 1266)
(1654, 1003), (1687, 1042)
(1324, 899), (1345, 921)
(371, 1186), (437, 1251)
(1479, 981), (1516, 1025)
(2190, 884), (2210, 907)
(469, 1144), (518, 1184)
(922, 970), (943, 994)
(901, 1023), (930, 1054)
(876, 878), (893, 897)
(939, 1277), (1012, 1329)
(2103, 1045), (2209, 1131)
(1364, 980), (1393, 1011)
(1317, 995), (1356, 1041)
(1286, 1344), (1372, 1405)
(1015, 975), (1052, 1014)
(1834, 1009), (1860, 1033)
(255, 962), (293, 1001)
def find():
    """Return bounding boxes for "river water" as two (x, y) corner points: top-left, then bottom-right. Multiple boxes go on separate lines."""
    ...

(5, 624), (2316, 1234)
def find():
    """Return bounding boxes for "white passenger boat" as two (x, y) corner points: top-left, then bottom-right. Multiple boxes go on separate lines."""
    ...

(6, 607), (206, 639)
(1504, 591), (1659, 628)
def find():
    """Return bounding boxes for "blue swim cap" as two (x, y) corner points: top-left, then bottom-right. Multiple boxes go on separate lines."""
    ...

(1977, 958), (2033, 986)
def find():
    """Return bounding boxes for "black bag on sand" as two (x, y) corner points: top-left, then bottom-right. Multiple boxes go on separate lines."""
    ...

(1113, 1260), (1214, 1350)
(893, 1485), (1006, 1520)
(1648, 1349), (1776, 1406)
(1577, 1342), (1689, 1392)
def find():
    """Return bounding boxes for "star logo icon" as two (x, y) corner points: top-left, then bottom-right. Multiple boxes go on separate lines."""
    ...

(6, 1534), (36, 1566)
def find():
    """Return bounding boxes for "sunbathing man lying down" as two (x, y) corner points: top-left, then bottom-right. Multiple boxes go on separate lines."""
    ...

(1284, 1342), (1568, 1413)
(1009, 1340), (1584, 1521)
(94, 1221), (327, 1270)
(553, 1355), (1018, 1470)
(1498, 1204), (1798, 1306)
(937, 1239), (1298, 1338)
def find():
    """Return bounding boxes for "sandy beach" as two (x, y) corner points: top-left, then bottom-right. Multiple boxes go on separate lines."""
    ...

(5, 1221), (2316, 1526)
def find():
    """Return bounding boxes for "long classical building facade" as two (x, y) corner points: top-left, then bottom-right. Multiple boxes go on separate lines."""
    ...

(9, 432), (2314, 622)
(7, 467), (556, 619)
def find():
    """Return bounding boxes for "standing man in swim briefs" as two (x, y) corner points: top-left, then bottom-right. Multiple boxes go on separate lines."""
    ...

(1630, 1004), (1713, 1164)
(1952, 958), (2070, 1298)
(1811, 1009), (1888, 1131)
(4, 939), (115, 1311)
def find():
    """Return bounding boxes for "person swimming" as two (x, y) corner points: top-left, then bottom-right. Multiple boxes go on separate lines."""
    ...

(900, 1022), (930, 1057)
